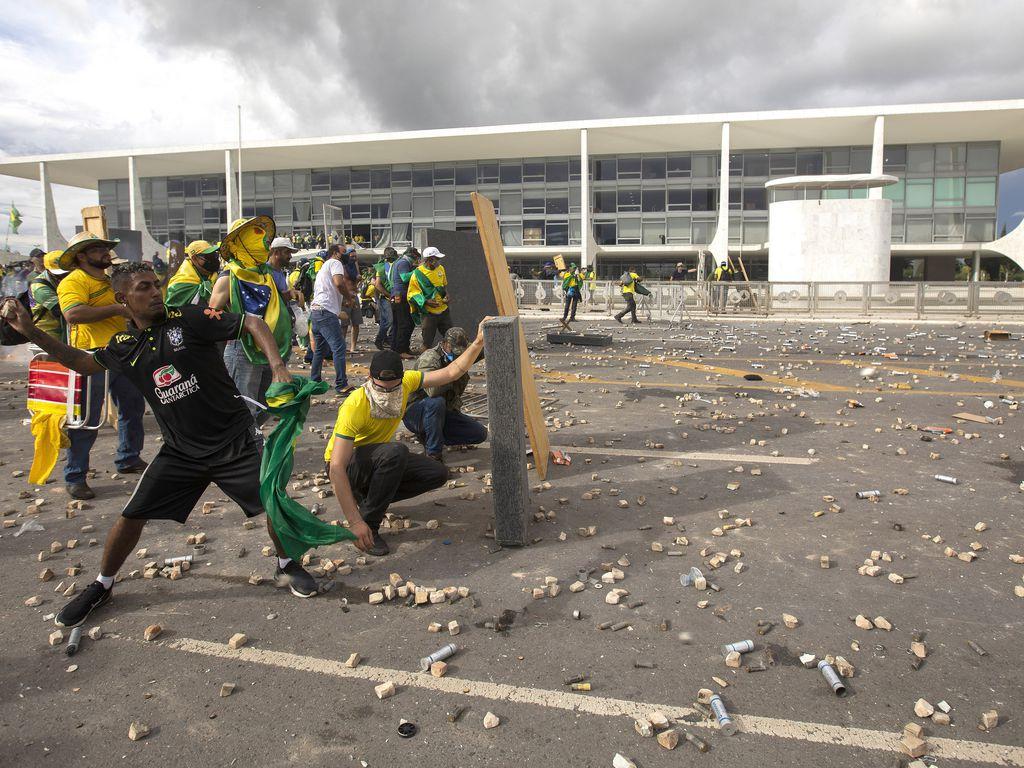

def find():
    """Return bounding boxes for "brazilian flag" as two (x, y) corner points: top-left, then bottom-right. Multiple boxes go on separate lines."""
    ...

(9, 203), (22, 234)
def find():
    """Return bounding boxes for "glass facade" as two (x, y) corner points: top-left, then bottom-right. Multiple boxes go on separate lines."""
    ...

(98, 142), (1000, 253)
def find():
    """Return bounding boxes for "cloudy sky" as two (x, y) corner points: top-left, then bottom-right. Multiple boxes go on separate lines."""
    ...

(2, 0), (1022, 253)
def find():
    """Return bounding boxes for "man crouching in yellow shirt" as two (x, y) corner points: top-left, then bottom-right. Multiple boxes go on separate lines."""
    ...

(326, 318), (490, 556)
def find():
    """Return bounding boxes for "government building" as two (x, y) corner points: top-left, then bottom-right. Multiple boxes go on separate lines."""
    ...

(2, 99), (1022, 282)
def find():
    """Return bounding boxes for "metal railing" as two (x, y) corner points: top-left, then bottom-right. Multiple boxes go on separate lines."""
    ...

(512, 279), (1024, 320)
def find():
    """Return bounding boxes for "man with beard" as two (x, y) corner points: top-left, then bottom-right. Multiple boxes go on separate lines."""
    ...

(56, 232), (146, 499)
(324, 325), (488, 556)
(2, 262), (329, 628)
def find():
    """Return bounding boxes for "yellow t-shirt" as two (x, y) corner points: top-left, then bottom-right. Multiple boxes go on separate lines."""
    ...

(621, 272), (640, 295)
(57, 269), (126, 350)
(324, 370), (425, 461)
(407, 265), (448, 314)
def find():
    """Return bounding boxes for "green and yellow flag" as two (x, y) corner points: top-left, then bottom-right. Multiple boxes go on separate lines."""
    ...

(9, 203), (22, 234)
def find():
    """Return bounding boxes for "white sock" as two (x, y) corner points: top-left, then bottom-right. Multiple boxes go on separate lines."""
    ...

(96, 574), (114, 590)
(278, 557), (292, 569)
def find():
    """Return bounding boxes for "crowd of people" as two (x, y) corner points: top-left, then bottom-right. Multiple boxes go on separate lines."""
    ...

(0, 216), (491, 630)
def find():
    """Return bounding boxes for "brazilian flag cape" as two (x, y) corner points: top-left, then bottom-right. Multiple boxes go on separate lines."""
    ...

(260, 376), (356, 561)
(407, 266), (446, 326)
(165, 260), (213, 308)
(226, 260), (292, 365)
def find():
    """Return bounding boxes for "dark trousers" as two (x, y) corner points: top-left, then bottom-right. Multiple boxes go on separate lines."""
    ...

(562, 292), (579, 321)
(420, 308), (453, 349)
(346, 442), (449, 531)
(614, 294), (638, 322)
(65, 369), (145, 484)
(390, 298), (414, 354)
(403, 396), (488, 456)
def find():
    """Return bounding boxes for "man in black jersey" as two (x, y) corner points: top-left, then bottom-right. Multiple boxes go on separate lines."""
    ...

(2, 263), (332, 628)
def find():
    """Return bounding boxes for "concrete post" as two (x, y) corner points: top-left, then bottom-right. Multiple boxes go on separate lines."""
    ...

(708, 122), (730, 265)
(225, 149), (239, 224)
(128, 156), (164, 260)
(39, 161), (67, 251)
(580, 128), (590, 272)
(869, 116), (885, 199)
(483, 316), (530, 546)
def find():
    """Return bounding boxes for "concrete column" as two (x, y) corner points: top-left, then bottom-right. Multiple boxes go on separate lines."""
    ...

(579, 128), (590, 271)
(869, 115), (885, 199)
(225, 149), (239, 224)
(708, 122), (730, 265)
(972, 249), (981, 281)
(128, 156), (165, 260)
(483, 316), (530, 546)
(39, 161), (67, 251)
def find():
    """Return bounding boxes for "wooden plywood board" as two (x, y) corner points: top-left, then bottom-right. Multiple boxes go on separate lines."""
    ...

(471, 192), (551, 480)
(81, 205), (109, 239)
(423, 229), (499, 332)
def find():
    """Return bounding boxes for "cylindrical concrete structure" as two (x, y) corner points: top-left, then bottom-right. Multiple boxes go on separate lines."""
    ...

(768, 198), (892, 283)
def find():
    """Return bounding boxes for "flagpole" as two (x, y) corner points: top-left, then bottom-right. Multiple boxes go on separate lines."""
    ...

(237, 105), (243, 218)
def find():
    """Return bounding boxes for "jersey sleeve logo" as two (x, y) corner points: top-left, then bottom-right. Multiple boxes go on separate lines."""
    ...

(203, 308), (224, 320)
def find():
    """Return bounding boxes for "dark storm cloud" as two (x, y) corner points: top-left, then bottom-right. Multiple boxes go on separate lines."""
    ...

(132, 0), (1024, 136)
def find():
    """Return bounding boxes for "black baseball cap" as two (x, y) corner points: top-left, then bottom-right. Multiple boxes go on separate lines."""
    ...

(29, 248), (45, 259)
(369, 350), (404, 382)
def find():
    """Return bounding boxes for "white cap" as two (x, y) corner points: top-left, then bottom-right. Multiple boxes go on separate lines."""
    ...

(422, 246), (445, 260)
(269, 237), (299, 252)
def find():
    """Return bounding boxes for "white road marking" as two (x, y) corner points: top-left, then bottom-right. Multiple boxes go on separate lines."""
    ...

(553, 445), (817, 465)
(163, 637), (1024, 766)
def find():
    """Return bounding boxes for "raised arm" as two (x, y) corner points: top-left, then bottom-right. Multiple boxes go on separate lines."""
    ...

(327, 437), (374, 551)
(242, 314), (291, 384)
(63, 303), (128, 325)
(421, 318), (489, 389)
(1, 297), (103, 375)
(208, 275), (230, 310)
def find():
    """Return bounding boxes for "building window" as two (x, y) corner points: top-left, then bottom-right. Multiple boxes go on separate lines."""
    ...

(667, 188), (692, 211)
(744, 152), (769, 177)
(934, 177), (964, 207)
(850, 147), (872, 173)
(883, 179), (905, 207)
(906, 215), (933, 242)
(691, 187), (716, 212)
(882, 146), (906, 172)
(890, 213), (905, 243)
(617, 157), (641, 180)
(412, 168), (433, 188)
(310, 170), (330, 190)
(907, 146), (934, 174)
(617, 217), (641, 244)
(434, 167), (454, 186)
(796, 151), (823, 175)
(330, 169), (349, 190)
(617, 188), (641, 212)
(523, 220), (544, 245)
(499, 191), (522, 215)
(966, 143), (999, 173)
(965, 216), (995, 241)
(454, 166), (476, 186)
(743, 187), (766, 210)
(546, 222), (569, 245)
(594, 190), (616, 213)
(666, 216), (691, 244)
(641, 189), (665, 212)
(642, 157), (666, 180)
(501, 224), (522, 246)
(744, 219), (768, 243)
(594, 221), (616, 245)
(500, 163), (522, 185)
(667, 155), (691, 178)
(522, 161), (545, 183)
(905, 179), (933, 208)
(413, 195), (433, 218)
(523, 197), (545, 215)
(593, 158), (616, 181)
(642, 219), (665, 245)
(478, 163), (499, 184)
(546, 195), (568, 215)
(826, 148), (851, 173)
(455, 196), (474, 217)
(966, 177), (996, 207)
(692, 154), (717, 178)
(546, 160), (569, 183)
(935, 143), (966, 173)
(692, 219), (715, 244)
(769, 152), (795, 175)
(370, 169), (391, 189)
(933, 212), (964, 241)
(433, 190), (455, 216)
(391, 191), (412, 216)
(729, 153), (743, 176)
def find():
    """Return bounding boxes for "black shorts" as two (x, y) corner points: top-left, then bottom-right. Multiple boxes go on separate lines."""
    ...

(122, 430), (264, 524)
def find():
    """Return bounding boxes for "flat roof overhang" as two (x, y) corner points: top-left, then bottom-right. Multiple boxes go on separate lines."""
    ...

(2, 100), (1022, 190)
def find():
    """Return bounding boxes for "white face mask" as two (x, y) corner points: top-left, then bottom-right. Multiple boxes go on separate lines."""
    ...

(364, 381), (404, 419)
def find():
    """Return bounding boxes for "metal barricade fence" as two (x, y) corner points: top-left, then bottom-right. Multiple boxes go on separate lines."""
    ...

(513, 277), (1024, 319)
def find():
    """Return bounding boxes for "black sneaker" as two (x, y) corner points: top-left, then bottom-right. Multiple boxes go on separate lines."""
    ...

(614, 316), (623, 324)
(275, 561), (318, 598)
(55, 581), (111, 628)
(366, 531), (390, 557)
(118, 458), (149, 474)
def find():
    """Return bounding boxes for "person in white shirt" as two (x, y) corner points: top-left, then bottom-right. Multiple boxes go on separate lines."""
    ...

(309, 244), (356, 393)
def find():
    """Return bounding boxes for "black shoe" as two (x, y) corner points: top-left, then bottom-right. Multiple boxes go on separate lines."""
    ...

(55, 581), (111, 628)
(66, 483), (95, 500)
(366, 531), (390, 557)
(615, 316), (623, 324)
(427, 452), (445, 465)
(275, 561), (318, 598)
(633, 319), (643, 324)
(118, 459), (149, 474)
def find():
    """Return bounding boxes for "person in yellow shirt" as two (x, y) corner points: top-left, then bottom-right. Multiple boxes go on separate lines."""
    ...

(165, 239), (220, 308)
(614, 268), (643, 324)
(406, 246), (452, 349)
(56, 232), (146, 499)
(326, 322), (488, 556)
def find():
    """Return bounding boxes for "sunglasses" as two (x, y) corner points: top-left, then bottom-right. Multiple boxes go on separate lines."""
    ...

(370, 380), (403, 393)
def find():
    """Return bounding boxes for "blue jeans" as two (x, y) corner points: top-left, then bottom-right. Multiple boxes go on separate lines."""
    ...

(64, 369), (145, 484)
(224, 338), (272, 427)
(374, 295), (392, 348)
(402, 396), (488, 456)
(310, 308), (348, 390)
